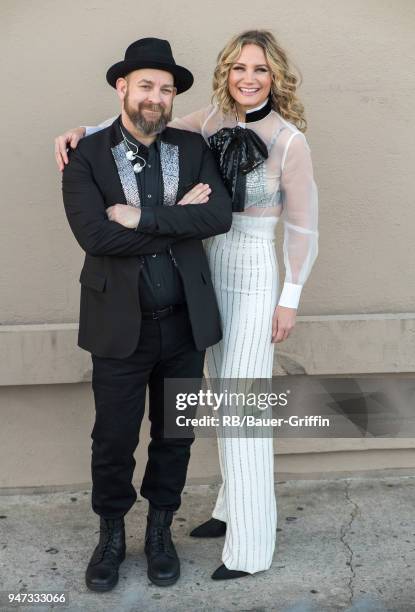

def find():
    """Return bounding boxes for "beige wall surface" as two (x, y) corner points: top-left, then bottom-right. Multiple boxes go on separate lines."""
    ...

(1, 2), (414, 489)
(1, 0), (415, 326)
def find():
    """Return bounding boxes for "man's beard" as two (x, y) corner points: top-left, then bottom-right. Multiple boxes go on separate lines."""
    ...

(124, 93), (172, 136)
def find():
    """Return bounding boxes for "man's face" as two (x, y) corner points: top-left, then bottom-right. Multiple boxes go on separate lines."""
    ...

(117, 69), (176, 135)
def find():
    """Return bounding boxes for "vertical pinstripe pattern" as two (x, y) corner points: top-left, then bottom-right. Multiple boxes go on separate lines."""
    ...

(204, 214), (279, 574)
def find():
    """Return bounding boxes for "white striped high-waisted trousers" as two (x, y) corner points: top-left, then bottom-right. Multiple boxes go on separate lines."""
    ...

(204, 213), (279, 574)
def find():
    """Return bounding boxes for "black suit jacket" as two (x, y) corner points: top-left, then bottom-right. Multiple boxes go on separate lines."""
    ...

(62, 118), (232, 358)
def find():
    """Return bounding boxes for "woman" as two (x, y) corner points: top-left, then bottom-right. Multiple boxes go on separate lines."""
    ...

(55, 30), (319, 580)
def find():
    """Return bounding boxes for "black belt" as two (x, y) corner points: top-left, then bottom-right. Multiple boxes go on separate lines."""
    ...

(141, 303), (186, 320)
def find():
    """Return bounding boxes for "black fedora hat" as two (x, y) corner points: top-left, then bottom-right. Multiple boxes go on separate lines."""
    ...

(106, 37), (193, 94)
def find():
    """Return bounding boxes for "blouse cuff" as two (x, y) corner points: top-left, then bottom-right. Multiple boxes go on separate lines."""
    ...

(278, 282), (303, 309)
(82, 125), (101, 137)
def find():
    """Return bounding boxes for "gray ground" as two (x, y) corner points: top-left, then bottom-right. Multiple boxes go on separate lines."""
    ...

(0, 475), (414, 611)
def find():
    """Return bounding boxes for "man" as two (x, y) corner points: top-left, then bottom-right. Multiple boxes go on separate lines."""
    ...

(62, 37), (232, 591)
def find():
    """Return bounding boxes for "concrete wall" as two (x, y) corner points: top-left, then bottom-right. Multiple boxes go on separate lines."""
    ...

(1, 1), (414, 488)
(1, 380), (415, 490)
(1, 319), (414, 489)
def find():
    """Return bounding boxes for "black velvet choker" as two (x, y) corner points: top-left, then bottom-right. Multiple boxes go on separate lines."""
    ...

(208, 99), (271, 211)
(245, 97), (273, 123)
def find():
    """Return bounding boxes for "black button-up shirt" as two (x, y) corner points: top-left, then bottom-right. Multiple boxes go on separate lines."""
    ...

(120, 122), (185, 312)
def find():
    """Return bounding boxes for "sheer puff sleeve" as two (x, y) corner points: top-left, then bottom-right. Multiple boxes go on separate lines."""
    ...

(278, 131), (319, 309)
(169, 105), (215, 139)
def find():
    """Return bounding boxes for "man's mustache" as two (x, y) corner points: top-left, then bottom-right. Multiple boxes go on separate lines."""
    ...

(139, 103), (166, 113)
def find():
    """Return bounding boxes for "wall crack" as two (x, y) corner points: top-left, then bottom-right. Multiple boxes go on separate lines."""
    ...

(340, 479), (360, 608)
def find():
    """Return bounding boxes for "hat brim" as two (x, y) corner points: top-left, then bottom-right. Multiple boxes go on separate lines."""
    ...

(106, 59), (193, 94)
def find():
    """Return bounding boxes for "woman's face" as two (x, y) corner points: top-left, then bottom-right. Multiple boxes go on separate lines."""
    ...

(227, 44), (272, 111)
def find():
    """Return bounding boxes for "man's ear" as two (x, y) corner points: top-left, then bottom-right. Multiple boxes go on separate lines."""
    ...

(115, 77), (128, 102)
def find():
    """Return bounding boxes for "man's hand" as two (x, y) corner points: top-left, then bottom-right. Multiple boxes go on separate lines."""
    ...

(106, 204), (141, 229)
(272, 305), (297, 343)
(54, 127), (86, 171)
(178, 183), (211, 205)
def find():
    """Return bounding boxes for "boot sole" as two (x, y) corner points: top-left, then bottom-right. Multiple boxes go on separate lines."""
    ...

(86, 575), (119, 592)
(85, 552), (125, 592)
(147, 570), (180, 587)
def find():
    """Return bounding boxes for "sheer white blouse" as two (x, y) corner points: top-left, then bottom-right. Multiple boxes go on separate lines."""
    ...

(84, 103), (318, 309)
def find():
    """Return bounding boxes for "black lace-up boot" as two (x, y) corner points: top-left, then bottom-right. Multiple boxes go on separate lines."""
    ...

(144, 507), (180, 586)
(85, 517), (126, 592)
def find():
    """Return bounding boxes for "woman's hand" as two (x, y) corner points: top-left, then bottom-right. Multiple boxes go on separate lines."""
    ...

(177, 183), (211, 205)
(272, 305), (297, 343)
(54, 127), (86, 171)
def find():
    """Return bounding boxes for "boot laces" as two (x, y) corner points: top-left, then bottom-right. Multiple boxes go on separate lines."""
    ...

(97, 522), (121, 562)
(149, 525), (170, 553)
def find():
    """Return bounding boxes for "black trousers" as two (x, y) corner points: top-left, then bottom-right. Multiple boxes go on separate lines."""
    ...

(90, 307), (205, 519)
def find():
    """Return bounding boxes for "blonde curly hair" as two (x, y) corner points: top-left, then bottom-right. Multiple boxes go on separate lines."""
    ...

(212, 30), (307, 132)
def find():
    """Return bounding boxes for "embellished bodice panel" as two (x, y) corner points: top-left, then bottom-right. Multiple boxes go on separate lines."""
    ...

(197, 106), (294, 217)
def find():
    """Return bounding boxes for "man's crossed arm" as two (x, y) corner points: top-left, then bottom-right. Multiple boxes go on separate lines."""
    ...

(62, 144), (232, 257)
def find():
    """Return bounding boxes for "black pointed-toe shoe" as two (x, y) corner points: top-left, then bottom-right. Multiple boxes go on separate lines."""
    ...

(211, 564), (249, 580)
(145, 507), (180, 587)
(189, 518), (227, 538)
(85, 516), (126, 592)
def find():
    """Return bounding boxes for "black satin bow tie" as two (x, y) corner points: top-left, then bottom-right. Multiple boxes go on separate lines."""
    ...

(208, 126), (268, 211)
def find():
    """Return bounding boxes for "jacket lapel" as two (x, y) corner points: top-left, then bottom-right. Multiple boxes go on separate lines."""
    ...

(109, 120), (180, 208)
(160, 141), (179, 206)
(110, 140), (141, 208)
